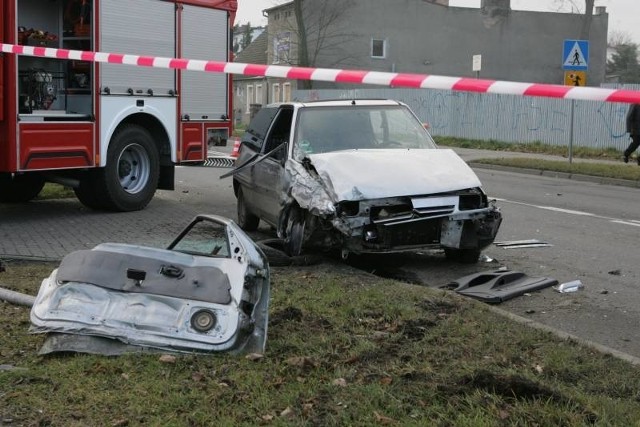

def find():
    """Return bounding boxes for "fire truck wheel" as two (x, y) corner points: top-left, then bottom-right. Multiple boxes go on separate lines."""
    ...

(0, 173), (45, 203)
(98, 125), (160, 212)
(236, 187), (260, 231)
(73, 171), (106, 210)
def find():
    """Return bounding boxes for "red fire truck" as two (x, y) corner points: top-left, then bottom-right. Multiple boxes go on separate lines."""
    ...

(0, 0), (236, 211)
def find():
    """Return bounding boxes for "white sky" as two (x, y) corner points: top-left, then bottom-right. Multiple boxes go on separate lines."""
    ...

(236, 0), (640, 44)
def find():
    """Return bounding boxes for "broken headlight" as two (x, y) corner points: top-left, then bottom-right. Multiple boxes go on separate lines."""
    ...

(458, 188), (488, 210)
(337, 201), (360, 217)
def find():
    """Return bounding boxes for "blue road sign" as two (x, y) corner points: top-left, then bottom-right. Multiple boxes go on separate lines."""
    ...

(563, 40), (589, 70)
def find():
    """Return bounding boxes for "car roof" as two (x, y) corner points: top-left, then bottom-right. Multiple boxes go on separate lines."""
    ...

(266, 99), (405, 108)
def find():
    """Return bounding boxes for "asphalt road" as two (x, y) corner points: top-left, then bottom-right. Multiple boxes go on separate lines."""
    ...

(2, 155), (640, 359)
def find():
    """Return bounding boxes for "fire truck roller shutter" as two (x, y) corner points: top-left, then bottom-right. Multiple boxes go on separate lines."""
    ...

(100, 0), (176, 95)
(181, 5), (228, 120)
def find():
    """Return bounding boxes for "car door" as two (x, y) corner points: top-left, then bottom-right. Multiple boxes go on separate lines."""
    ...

(251, 107), (294, 225)
(233, 107), (278, 214)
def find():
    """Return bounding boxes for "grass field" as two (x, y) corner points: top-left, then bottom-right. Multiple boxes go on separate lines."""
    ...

(2, 259), (640, 426)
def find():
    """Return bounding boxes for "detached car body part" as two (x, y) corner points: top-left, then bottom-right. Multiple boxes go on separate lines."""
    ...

(228, 100), (502, 262)
(30, 215), (270, 355)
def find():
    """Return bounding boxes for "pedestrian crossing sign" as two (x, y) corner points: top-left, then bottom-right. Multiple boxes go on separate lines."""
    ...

(563, 40), (589, 70)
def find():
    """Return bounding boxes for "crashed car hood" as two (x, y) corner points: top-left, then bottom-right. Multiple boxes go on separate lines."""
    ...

(306, 149), (482, 202)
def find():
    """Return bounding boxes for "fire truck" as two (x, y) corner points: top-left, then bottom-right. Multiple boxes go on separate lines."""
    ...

(0, 0), (236, 211)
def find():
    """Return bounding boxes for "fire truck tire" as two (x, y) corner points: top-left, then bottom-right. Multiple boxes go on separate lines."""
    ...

(73, 172), (106, 210)
(0, 173), (45, 203)
(97, 125), (160, 212)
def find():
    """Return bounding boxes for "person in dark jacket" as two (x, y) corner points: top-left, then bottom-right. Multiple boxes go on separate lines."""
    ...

(623, 104), (640, 164)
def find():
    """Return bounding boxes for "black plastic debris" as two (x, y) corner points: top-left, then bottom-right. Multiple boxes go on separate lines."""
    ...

(442, 269), (558, 304)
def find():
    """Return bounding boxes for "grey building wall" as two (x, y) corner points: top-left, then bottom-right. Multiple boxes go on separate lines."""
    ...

(296, 0), (608, 87)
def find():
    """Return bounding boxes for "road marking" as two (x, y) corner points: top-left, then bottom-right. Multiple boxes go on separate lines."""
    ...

(492, 197), (640, 229)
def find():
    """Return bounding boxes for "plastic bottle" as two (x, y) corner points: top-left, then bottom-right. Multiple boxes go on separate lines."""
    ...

(557, 280), (583, 293)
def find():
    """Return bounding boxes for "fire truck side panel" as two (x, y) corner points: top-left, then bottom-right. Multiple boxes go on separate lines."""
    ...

(181, 122), (204, 161)
(99, 97), (177, 166)
(99, 0), (176, 95)
(18, 122), (93, 170)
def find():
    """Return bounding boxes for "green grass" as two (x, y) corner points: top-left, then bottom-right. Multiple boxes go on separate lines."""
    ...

(35, 183), (75, 200)
(434, 136), (624, 160)
(2, 260), (640, 425)
(434, 136), (640, 182)
(472, 157), (640, 181)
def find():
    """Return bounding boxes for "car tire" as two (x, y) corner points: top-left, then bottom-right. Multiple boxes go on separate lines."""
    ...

(284, 207), (306, 257)
(0, 173), (45, 203)
(236, 187), (260, 231)
(94, 125), (160, 212)
(444, 248), (481, 264)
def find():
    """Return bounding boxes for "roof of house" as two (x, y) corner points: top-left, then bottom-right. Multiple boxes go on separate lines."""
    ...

(234, 30), (267, 65)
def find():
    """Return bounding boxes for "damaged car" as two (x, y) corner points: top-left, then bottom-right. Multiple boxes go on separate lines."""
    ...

(30, 215), (270, 355)
(227, 99), (502, 263)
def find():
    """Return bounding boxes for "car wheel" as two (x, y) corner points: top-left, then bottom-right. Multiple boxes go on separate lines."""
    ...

(444, 248), (481, 264)
(284, 207), (306, 257)
(0, 173), (45, 202)
(237, 187), (260, 231)
(94, 125), (159, 212)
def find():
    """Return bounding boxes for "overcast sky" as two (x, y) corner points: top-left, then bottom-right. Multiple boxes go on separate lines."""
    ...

(236, 0), (640, 44)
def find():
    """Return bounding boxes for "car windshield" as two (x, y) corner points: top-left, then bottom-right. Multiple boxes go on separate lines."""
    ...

(293, 104), (437, 156)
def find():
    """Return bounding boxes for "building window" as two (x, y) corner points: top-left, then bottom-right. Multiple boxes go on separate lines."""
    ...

(272, 83), (281, 103)
(273, 32), (291, 64)
(283, 83), (291, 102)
(371, 38), (386, 59)
(246, 85), (254, 112)
(256, 84), (263, 104)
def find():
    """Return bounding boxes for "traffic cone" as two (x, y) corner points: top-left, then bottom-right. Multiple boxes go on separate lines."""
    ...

(230, 137), (241, 158)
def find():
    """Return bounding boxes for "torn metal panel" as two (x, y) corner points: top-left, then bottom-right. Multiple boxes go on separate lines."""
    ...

(30, 215), (270, 355)
(443, 269), (558, 303)
(495, 239), (552, 249)
(284, 158), (336, 216)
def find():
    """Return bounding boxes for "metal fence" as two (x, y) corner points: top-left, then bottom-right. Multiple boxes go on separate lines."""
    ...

(293, 85), (640, 151)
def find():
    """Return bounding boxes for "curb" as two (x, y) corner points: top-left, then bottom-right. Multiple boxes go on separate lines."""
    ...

(469, 162), (640, 189)
(485, 304), (640, 366)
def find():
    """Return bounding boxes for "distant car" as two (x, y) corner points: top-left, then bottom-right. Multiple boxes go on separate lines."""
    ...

(30, 215), (270, 355)
(229, 99), (502, 263)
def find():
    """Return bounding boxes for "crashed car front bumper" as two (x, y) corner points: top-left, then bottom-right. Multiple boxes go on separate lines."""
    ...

(332, 193), (502, 254)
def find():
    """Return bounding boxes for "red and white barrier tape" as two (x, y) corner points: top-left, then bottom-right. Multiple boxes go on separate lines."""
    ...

(4, 42), (640, 104)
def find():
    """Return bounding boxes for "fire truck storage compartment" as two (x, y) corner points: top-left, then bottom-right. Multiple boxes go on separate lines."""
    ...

(17, 0), (93, 119)
(180, 5), (229, 121)
(100, 0), (175, 96)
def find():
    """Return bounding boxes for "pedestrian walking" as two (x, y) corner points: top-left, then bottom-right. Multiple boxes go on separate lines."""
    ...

(623, 103), (640, 164)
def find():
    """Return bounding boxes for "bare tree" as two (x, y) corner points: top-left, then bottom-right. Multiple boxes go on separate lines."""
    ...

(551, 0), (595, 39)
(609, 30), (633, 48)
(278, 0), (355, 89)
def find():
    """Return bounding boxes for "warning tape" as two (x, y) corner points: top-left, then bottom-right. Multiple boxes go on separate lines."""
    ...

(3, 42), (640, 104)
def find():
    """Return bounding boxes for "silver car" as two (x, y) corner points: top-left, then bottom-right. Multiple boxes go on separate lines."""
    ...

(230, 99), (502, 263)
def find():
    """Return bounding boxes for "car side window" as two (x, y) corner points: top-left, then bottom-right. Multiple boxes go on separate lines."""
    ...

(242, 107), (279, 151)
(263, 108), (293, 161)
